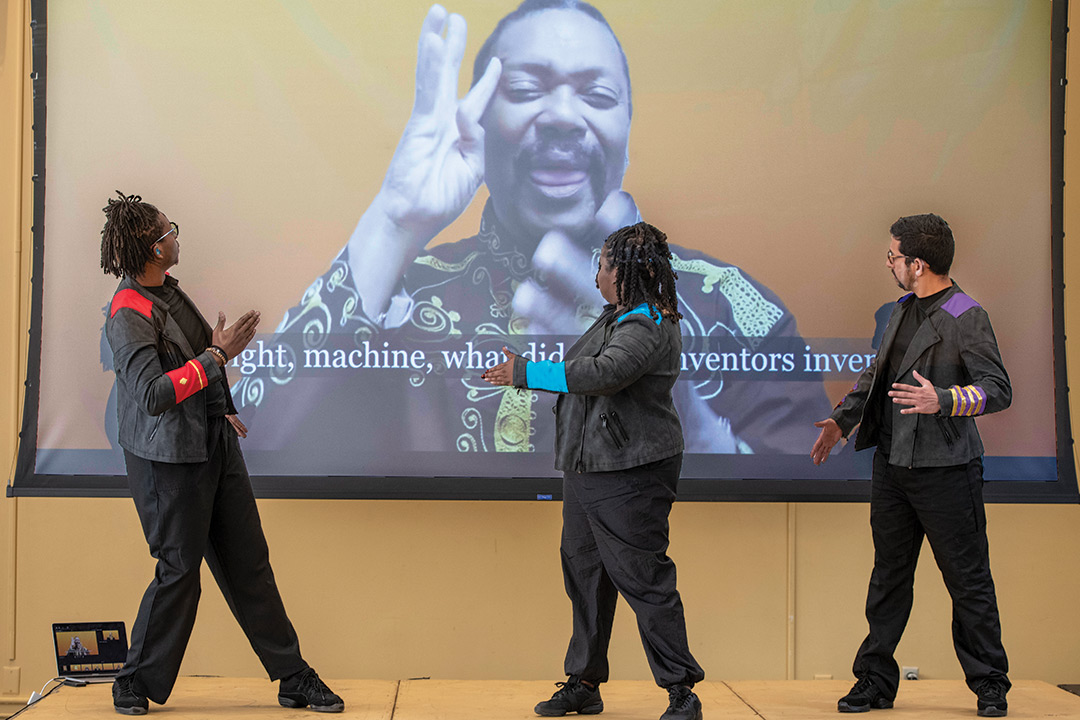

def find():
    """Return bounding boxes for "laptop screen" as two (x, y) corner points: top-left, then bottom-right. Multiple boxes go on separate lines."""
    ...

(52, 622), (128, 678)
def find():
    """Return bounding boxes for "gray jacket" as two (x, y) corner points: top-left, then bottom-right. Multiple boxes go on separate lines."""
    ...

(831, 282), (1011, 468)
(106, 276), (232, 463)
(513, 303), (684, 473)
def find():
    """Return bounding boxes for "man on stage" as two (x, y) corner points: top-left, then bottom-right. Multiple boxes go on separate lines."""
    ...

(811, 213), (1011, 717)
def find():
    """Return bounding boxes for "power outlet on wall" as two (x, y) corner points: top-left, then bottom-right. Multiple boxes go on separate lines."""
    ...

(902, 666), (919, 681)
(1, 666), (20, 695)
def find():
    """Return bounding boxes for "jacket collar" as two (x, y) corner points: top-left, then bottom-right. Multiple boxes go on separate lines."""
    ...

(884, 280), (962, 382)
(897, 279), (960, 314)
(119, 273), (180, 306)
(117, 274), (211, 343)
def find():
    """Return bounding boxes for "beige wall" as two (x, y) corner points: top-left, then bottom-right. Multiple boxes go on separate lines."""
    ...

(2, 0), (1078, 702)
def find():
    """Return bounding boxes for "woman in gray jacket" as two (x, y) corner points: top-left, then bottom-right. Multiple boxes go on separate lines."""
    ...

(483, 223), (705, 720)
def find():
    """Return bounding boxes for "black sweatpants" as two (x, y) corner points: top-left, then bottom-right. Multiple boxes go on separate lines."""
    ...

(118, 416), (308, 704)
(853, 451), (1009, 699)
(560, 453), (704, 689)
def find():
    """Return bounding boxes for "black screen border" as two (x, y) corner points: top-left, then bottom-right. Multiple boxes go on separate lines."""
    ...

(10, 0), (1077, 502)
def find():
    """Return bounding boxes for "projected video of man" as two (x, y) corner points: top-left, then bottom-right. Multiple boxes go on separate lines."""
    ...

(235, 1), (830, 475)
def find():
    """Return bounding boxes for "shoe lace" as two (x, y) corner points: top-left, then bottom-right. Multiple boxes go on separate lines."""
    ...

(115, 675), (137, 696)
(666, 686), (693, 710)
(851, 677), (876, 695)
(297, 668), (331, 698)
(550, 677), (585, 700)
(976, 680), (1006, 700)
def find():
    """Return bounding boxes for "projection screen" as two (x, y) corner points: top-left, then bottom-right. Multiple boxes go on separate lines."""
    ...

(12, 0), (1076, 501)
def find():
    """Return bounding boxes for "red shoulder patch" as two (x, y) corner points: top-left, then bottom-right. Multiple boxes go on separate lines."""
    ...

(110, 289), (153, 318)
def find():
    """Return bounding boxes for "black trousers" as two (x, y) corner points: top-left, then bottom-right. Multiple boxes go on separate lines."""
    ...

(118, 416), (308, 704)
(853, 451), (1009, 699)
(560, 454), (704, 689)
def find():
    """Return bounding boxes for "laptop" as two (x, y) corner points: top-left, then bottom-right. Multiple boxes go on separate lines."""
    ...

(52, 622), (128, 683)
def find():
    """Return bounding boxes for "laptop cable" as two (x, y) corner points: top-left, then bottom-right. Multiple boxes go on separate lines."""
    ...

(3, 676), (84, 720)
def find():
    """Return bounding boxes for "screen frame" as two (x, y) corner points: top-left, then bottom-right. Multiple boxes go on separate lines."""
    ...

(10, 0), (1077, 502)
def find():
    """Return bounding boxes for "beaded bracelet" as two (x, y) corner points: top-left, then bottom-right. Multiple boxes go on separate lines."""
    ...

(206, 345), (229, 366)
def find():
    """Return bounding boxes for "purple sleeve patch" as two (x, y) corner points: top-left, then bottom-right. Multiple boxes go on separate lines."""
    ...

(941, 292), (980, 318)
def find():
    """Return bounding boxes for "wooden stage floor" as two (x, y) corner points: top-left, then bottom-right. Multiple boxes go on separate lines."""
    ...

(9, 677), (1080, 719)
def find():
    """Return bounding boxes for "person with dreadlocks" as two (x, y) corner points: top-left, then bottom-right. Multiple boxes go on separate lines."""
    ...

(101, 192), (344, 716)
(482, 223), (705, 720)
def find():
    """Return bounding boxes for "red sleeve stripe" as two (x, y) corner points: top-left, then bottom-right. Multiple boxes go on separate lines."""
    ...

(166, 360), (208, 403)
(110, 289), (154, 318)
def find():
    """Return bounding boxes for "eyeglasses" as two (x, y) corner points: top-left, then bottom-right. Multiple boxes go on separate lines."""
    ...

(157, 222), (179, 242)
(886, 248), (910, 264)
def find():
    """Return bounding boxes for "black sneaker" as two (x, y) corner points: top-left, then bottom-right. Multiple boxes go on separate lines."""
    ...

(534, 676), (603, 716)
(837, 677), (893, 713)
(112, 675), (148, 716)
(975, 679), (1008, 717)
(660, 685), (702, 720)
(278, 668), (344, 713)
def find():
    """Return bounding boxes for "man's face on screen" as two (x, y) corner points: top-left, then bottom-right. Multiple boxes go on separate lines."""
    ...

(482, 9), (631, 245)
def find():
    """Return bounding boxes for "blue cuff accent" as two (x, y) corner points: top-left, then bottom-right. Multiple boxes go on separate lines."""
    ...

(526, 360), (568, 393)
(617, 302), (662, 325)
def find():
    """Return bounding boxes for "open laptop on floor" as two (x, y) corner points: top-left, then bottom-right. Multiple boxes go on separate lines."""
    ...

(52, 621), (128, 684)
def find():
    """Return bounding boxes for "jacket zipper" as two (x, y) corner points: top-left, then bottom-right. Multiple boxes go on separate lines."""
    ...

(909, 415), (918, 469)
(610, 411), (630, 443)
(600, 413), (623, 449)
(577, 397), (590, 472)
(937, 416), (954, 444)
(148, 416), (162, 441)
(577, 314), (615, 472)
(937, 417), (956, 447)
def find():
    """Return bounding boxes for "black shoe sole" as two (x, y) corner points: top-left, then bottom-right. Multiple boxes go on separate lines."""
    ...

(837, 703), (870, 714)
(838, 699), (893, 713)
(113, 705), (148, 716)
(977, 706), (1007, 718)
(534, 704), (604, 717)
(279, 696), (345, 713)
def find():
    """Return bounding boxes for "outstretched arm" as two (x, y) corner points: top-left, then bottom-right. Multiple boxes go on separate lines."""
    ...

(810, 418), (843, 465)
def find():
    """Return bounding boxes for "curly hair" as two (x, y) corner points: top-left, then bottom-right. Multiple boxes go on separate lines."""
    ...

(603, 222), (681, 323)
(100, 191), (161, 278)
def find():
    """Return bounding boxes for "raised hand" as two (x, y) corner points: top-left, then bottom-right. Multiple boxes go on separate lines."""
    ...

(381, 5), (502, 236)
(347, 5), (502, 320)
(212, 310), (260, 362)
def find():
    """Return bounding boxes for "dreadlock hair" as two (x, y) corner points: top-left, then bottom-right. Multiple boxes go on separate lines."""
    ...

(100, 191), (162, 278)
(604, 222), (682, 323)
